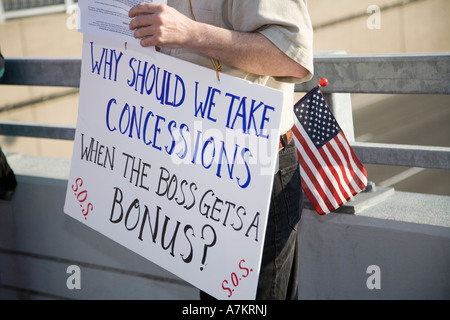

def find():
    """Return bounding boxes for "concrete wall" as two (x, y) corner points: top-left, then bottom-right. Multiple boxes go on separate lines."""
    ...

(299, 203), (450, 299)
(311, 0), (450, 54)
(1, 155), (449, 299)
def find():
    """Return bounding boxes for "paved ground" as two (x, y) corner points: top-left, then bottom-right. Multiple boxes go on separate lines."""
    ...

(352, 94), (450, 196)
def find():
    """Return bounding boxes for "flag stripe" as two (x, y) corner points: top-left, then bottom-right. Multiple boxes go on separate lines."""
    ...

(297, 155), (330, 215)
(292, 123), (339, 213)
(326, 137), (362, 194)
(293, 126), (335, 212)
(319, 141), (356, 198)
(320, 143), (355, 199)
(337, 133), (368, 187)
(300, 146), (336, 213)
(293, 120), (348, 205)
(293, 123), (339, 205)
(334, 133), (367, 190)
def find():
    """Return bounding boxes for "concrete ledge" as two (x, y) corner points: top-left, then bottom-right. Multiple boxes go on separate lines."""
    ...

(304, 185), (396, 215)
(357, 190), (450, 228)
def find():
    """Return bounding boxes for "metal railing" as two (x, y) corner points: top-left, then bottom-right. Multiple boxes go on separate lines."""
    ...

(1, 53), (450, 171)
(0, 0), (77, 22)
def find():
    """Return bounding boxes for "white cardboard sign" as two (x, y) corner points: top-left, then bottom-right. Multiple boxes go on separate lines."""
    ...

(64, 33), (283, 299)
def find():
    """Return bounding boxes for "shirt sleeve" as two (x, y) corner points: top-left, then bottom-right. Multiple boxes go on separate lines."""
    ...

(226, 0), (314, 83)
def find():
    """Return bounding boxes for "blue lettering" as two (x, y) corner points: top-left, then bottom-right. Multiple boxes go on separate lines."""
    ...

(106, 98), (117, 132)
(237, 148), (252, 189)
(90, 42), (105, 75)
(164, 72), (174, 106)
(225, 93), (241, 129)
(145, 64), (156, 95)
(152, 115), (165, 151)
(260, 105), (275, 139)
(119, 103), (131, 135)
(194, 82), (211, 118)
(207, 87), (220, 122)
(177, 124), (189, 160)
(142, 111), (155, 146)
(128, 106), (144, 139)
(230, 97), (247, 132)
(154, 67), (166, 105)
(248, 100), (264, 135)
(225, 92), (274, 139)
(165, 120), (177, 155)
(201, 137), (215, 169)
(104, 96), (254, 188)
(191, 130), (203, 164)
(172, 74), (186, 107)
(90, 42), (122, 81)
(134, 60), (148, 94)
(127, 58), (137, 88)
(193, 82), (219, 122)
(216, 141), (238, 181)
(127, 58), (185, 107)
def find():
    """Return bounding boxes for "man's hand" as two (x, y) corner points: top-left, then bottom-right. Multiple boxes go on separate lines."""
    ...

(129, 3), (309, 80)
(129, 3), (195, 49)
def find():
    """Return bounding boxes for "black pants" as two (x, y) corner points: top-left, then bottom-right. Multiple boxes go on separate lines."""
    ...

(201, 137), (303, 300)
(0, 148), (17, 200)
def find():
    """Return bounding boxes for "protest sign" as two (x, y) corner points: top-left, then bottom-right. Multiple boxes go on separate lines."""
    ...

(64, 33), (284, 299)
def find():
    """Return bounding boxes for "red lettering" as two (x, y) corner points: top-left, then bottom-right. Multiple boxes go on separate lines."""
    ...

(72, 177), (94, 220)
(221, 258), (254, 299)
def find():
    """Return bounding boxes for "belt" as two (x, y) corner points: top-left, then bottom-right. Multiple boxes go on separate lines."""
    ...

(279, 129), (293, 151)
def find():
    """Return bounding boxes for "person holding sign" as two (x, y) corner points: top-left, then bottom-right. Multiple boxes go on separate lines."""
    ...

(129, 0), (313, 300)
(0, 50), (18, 201)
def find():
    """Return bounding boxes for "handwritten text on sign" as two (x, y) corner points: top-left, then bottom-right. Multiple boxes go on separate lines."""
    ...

(64, 33), (283, 300)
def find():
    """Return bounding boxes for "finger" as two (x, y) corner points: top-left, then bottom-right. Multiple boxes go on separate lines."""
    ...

(133, 25), (155, 39)
(129, 3), (161, 18)
(140, 36), (158, 48)
(129, 15), (153, 30)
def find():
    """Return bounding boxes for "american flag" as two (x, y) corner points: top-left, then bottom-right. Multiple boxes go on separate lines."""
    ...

(292, 86), (368, 215)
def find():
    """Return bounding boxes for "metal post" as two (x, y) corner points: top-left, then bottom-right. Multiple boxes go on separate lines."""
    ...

(324, 92), (355, 143)
(65, 0), (75, 13)
(314, 51), (355, 143)
(0, 0), (5, 23)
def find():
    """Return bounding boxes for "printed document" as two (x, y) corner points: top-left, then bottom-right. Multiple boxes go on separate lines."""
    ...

(78, 0), (164, 47)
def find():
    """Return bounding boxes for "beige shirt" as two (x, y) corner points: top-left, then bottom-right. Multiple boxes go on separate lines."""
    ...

(163, 0), (314, 134)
